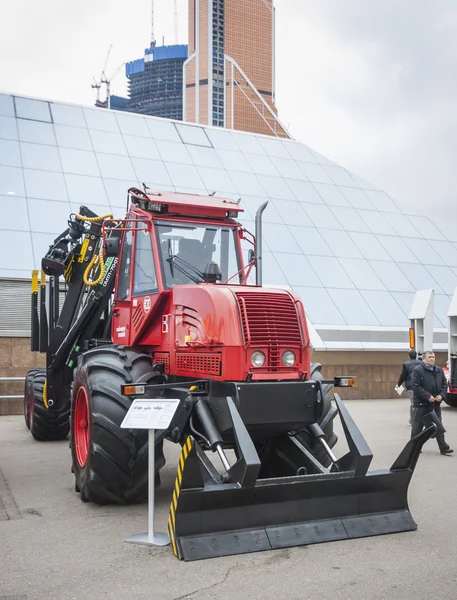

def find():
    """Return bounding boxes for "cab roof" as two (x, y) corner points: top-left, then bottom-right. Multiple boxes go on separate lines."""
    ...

(128, 187), (244, 220)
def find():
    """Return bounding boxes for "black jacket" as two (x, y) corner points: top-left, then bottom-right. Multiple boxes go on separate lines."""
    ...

(411, 363), (448, 407)
(398, 358), (422, 390)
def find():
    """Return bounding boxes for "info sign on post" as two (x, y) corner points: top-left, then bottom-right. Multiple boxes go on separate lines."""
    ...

(121, 398), (180, 547)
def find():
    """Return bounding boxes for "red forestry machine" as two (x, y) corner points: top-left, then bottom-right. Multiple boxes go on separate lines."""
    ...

(24, 187), (433, 561)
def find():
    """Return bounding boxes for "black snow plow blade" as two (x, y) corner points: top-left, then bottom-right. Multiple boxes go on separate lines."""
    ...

(168, 395), (435, 561)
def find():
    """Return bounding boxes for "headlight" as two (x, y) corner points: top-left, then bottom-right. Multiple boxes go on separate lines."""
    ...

(282, 350), (296, 366)
(251, 351), (266, 367)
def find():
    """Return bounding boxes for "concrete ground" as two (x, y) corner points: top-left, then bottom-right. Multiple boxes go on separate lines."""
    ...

(1, 399), (457, 600)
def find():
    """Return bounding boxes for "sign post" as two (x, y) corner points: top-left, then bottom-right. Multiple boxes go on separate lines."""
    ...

(120, 397), (180, 547)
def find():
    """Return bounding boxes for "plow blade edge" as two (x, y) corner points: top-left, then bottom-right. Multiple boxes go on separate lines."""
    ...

(168, 396), (435, 561)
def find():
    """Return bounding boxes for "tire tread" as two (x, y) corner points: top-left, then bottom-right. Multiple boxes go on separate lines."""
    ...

(30, 370), (70, 441)
(71, 345), (165, 505)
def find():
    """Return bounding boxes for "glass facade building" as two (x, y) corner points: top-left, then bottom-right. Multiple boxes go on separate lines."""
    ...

(0, 92), (456, 347)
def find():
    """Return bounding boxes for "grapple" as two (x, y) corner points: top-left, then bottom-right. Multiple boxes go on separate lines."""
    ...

(167, 394), (434, 561)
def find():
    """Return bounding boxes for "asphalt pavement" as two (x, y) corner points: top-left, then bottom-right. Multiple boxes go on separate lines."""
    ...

(1, 398), (457, 600)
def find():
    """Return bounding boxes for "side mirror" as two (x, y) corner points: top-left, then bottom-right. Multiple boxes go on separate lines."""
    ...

(105, 237), (120, 257)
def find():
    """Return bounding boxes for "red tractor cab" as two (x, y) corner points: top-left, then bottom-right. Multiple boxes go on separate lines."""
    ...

(108, 188), (311, 383)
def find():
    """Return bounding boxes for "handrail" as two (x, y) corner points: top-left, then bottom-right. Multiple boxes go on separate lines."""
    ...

(0, 376), (25, 401)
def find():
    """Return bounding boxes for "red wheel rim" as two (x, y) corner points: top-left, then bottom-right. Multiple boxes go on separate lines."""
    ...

(74, 387), (90, 467)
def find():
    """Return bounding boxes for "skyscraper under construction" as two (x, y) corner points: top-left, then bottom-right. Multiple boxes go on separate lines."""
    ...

(125, 43), (188, 120)
(183, 0), (290, 138)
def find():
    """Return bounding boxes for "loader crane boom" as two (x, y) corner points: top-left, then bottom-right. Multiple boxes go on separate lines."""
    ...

(26, 206), (121, 438)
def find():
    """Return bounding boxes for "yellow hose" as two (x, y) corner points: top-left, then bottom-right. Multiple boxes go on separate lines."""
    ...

(75, 213), (113, 223)
(75, 213), (113, 287)
(83, 246), (106, 287)
(43, 378), (48, 409)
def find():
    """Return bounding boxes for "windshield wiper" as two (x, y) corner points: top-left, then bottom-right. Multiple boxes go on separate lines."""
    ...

(166, 252), (204, 284)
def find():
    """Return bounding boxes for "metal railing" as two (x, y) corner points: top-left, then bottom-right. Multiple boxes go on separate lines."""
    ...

(0, 377), (25, 400)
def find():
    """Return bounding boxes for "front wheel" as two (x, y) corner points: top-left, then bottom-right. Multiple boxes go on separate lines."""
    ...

(444, 392), (457, 408)
(70, 345), (166, 505)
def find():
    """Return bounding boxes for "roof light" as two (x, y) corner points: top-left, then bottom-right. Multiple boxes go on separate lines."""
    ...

(149, 202), (165, 212)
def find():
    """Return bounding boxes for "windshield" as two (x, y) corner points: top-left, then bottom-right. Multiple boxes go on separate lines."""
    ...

(156, 221), (241, 288)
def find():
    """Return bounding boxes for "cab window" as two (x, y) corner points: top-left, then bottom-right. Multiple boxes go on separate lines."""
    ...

(116, 227), (132, 301)
(133, 222), (158, 296)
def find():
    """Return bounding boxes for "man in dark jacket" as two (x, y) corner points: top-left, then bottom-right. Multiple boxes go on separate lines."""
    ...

(411, 350), (453, 455)
(397, 349), (422, 424)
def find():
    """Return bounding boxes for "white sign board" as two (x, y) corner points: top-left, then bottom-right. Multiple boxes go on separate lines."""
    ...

(120, 399), (180, 430)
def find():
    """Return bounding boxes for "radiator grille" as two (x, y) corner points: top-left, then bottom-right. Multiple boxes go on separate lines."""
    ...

(235, 291), (302, 368)
(176, 353), (222, 376)
(153, 352), (170, 373)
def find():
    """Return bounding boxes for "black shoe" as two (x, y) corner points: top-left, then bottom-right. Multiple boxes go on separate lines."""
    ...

(440, 448), (454, 455)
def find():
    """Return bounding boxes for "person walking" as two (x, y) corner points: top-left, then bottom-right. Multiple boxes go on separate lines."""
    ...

(396, 349), (422, 424)
(411, 350), (453, 455)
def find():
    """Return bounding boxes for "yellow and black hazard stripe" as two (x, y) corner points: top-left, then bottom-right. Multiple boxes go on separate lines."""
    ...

(168, 435), (194, 559)
(63, 257), (73, 283)
(31, 270), (39, 294)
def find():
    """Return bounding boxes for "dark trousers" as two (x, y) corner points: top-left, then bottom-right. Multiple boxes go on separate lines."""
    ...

(411, 404), (449, 451)
(408, 389), (415, 424)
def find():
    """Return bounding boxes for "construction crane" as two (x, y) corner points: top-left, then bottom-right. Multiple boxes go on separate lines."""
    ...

(151, 0), (156, 47)
(91, 78), (102, 104)
(92, 44), (113, 107)
(150, 0), (179, 47)
(92, 44), (124, 109)
(100, 61), (125, 109)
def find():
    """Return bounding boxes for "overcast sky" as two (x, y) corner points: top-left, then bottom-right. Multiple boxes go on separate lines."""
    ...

(1, 0), (456, 224)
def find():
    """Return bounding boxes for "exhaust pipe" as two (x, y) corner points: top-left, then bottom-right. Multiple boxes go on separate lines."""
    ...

(255, 201), (269, 286)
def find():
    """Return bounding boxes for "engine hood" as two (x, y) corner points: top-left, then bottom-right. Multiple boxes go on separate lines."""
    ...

(171, 284), (307, 350)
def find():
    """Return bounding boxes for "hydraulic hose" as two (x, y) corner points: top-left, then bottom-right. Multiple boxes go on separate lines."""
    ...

(74, 213), (113, 223)
(43, 378), (48, 409)
(74, 213), (113, 288)
(83, 247), (106, 287)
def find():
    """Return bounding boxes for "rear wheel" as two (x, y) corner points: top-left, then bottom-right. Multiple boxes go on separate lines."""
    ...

(70, 345), (166, 505)
(24, 368), (40, 429)
(29, 370), (70, 441)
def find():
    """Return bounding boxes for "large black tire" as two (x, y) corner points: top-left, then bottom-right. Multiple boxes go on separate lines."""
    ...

(24, 368), (41, 429)
(29, 370), (70, 441)
(70, 345), (166, 505)
(444, 392), (457, 408)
